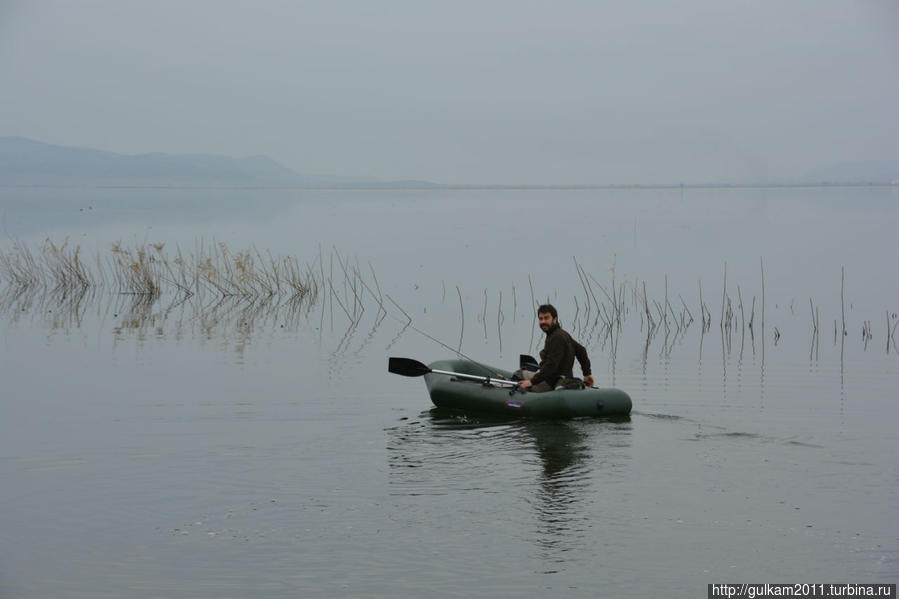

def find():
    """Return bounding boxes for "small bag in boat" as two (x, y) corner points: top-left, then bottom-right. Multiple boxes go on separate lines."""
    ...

(554, 376), (585, 390)
(510, 368), (537, 382)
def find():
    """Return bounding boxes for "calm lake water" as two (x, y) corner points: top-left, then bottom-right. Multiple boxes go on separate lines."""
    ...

(1, 186), (897, 597)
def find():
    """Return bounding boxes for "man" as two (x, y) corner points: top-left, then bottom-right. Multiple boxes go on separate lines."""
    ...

(518, 304), (594, 392)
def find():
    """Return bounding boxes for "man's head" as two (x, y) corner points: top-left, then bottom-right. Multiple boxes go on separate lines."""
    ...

(537, 303), (558, 331)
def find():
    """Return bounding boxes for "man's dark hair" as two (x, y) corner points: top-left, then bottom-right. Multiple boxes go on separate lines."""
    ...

(537, 303), (557, 319)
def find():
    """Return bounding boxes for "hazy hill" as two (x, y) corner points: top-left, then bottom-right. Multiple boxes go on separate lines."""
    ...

(2, 136), (897, 187)
(0, 137), (437, 188)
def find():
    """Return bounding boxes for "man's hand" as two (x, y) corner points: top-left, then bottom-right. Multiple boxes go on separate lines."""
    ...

(518, 380), (532, 390)
(583, 375), (595, 388)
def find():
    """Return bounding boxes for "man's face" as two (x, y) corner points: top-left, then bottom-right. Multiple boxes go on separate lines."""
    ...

(538, 311), (557, 331)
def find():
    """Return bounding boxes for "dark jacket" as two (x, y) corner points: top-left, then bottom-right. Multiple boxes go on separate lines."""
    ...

(530, 323), (591, 387)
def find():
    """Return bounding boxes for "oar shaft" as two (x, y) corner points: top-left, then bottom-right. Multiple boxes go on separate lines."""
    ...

(429, 368), (519, 387)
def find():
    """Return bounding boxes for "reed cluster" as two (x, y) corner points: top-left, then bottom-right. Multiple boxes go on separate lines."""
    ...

(3, 241), (897, 358)
(0, 239), (94, 291)
(1, 240), (400, 350)
(0, 239), (321, 302)
(454, 257), (897, 362)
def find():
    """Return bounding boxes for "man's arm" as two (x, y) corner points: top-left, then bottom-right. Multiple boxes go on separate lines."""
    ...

(530, 335), (564, 385)
(572, 338), (595, 387)
(572, 338), (591, 377)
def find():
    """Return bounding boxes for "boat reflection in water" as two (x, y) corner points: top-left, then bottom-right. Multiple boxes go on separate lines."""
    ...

(385, 410), (632, 573)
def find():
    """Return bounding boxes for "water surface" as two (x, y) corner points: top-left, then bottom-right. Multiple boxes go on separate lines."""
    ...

(1, 187), (896, 597)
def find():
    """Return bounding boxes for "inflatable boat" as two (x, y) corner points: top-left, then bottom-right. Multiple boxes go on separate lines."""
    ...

(390, 357), (632, 419)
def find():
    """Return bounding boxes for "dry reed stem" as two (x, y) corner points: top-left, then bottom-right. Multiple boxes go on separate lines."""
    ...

(720, 262), (727, 329)
(841, 266), (847, 336)
(760, 257), (766, 331)
(1, 239), (324, 305)
(456, 284), (465, 352)
(4, 240), (895, 359)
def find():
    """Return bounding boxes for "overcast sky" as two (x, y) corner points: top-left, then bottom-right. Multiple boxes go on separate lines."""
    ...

(1, 1), (897, 184)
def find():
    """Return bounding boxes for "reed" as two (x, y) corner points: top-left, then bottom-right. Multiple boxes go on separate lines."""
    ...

(1, 239), (326, 304)
(760, 257), (766, 331)
(330, 278), (354, 322)
(456, 284), (465, 352)
(748, 295), (755, 328)
(4, 240), (896, 360)
(527, 274), (536, 352)
(720, 262), (727, 329)
(840, 266), (847, 337)
(891, 313), (899, 354)
(511, 284), (517, 323)
(44, 239), (93, 291)
(861, 320), (872, 350)
(0, 241), (41, 288)
(809, 298), (818, 333)
(497, 290), (504, 352)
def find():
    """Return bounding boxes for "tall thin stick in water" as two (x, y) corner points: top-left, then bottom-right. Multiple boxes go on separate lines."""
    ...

(584, 266), (601, 325)
(368, 262), (384, 309)
(816, 306), (820, 359)
(760, 257), (765, 331)
(720, 262), (727, 329)
(573, 256), (590, 313)
(678, 294), (693, 325)
(528, 274), (536, 318)
(810, 298), (817, 333)
(512, 284), (517, 323)
(353, 265), (382, 313)
(482, 287), (488, 340)
(841, 266), (846, 336)
(611, 255), (619, 328)
(497, 290), (503, 353)
(528, 274), (536, 352)
(698, 279), (709, 330)
(643, 281), (653, 329)
(317, 247), (326, 332)
(891, 318), (899, 354)
(573, 295), (580, 329)
(456, 284), (465, 352)
(328, 279), (354, 322)
(329, 251), (334, 330)
(749, 296), (755, 331)
(664, 274), (669, 332)
(386, 294), (412, 324)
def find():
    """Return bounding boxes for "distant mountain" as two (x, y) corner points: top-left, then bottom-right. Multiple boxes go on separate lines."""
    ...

(0, 136), (439, 188)
(4, 136), (896, 188)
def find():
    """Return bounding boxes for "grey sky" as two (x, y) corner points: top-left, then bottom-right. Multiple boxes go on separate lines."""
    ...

(1, 0), (897, 184)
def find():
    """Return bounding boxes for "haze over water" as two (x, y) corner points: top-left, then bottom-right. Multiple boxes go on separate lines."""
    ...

(1, 186), (896, 598)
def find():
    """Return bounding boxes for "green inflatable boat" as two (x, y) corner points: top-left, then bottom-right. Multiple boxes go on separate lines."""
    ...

(390, 357), (632, 419)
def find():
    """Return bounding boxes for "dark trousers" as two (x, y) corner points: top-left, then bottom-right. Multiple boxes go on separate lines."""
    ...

(518, 369), (553, 393)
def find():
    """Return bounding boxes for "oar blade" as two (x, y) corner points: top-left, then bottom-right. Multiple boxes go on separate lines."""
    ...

(388, 357), (431, 377)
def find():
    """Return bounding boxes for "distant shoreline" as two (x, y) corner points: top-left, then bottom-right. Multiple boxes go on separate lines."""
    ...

(4, 137), (898, 191)
(1, 182), (896, 191)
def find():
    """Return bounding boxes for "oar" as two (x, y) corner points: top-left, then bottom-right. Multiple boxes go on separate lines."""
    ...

(388, 357), (520, 387)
